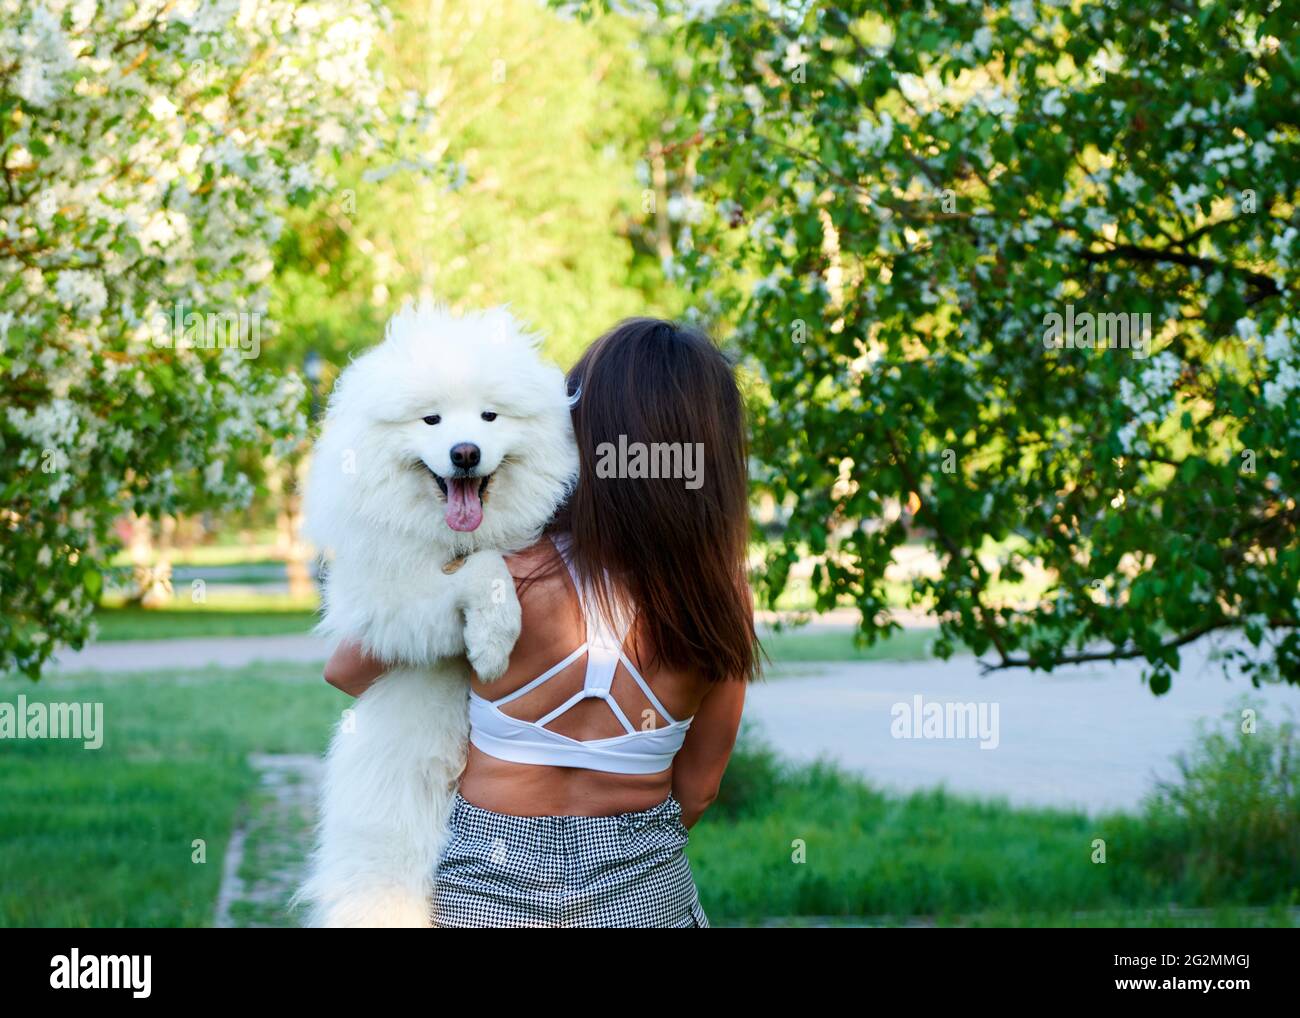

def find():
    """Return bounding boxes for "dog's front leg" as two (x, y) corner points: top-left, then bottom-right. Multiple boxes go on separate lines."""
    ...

(322, 570), (470, 667)
(456, 550), (521, 681)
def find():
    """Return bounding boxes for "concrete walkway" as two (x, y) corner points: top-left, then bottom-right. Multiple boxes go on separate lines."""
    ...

(215, 753), (322, 929)
(47, 614), (874, 673)
(50, 630), (1297, 815)
(50, 632), (332, 673)
(746, 645), (1296, 815)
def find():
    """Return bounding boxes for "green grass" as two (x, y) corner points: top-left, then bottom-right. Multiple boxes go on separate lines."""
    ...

(695, 745), (1128, 922)
(0, 664), (345, 927)
(760, 626), (949, 663)
(723, 906), (1298, 927)
(107, 542), (284, 569)
(92, 595), (320, 642)
(3, 667), (1294, 927)
(223, 761), (319, 928)
(691, 729), (1299, 925)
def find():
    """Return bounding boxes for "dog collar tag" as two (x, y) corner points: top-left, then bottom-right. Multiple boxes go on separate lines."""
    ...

(442, 556), (467, 575)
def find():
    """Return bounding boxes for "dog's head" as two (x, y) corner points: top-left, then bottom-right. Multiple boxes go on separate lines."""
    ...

(307, 303), (577, 556)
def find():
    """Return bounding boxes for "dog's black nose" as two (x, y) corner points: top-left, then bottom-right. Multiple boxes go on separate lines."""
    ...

(450, 443), (481, 470)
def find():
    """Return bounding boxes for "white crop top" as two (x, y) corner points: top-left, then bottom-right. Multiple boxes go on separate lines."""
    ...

(467, 534), (693, 774)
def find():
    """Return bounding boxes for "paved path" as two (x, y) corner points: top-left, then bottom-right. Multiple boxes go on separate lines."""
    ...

(214, 753), (322, 929)
(51, 629), (1298, 815)
(51, 633), (332, 673)
(747, 645), (1297, 815)
(48, 614), (872, 673)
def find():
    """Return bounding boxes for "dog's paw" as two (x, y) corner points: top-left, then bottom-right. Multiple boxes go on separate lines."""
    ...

(464, 598), (520, 681)
(464, 594), (521, 682)
(459, 551), (522, 682)
(468, 644), (511, 683)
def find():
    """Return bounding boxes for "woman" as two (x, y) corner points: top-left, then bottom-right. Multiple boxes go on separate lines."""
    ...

(323, 317), (758, 928)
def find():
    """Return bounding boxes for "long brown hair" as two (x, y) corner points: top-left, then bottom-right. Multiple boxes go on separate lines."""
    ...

(546, 318), (758, 683)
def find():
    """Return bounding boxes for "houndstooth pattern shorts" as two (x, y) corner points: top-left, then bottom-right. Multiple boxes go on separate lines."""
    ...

(432, 791), (710, 928)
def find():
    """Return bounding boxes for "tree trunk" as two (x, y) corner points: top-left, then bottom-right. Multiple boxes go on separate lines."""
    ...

(126, 513), (173, 608)
(275, 455), (314, 600)
(651, 143), (673, 263)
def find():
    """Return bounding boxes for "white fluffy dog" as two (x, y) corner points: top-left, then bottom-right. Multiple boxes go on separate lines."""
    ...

(296, 302), (577, 927)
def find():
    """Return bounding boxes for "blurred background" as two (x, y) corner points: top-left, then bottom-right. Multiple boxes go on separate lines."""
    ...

(2, 0), (1298, 927)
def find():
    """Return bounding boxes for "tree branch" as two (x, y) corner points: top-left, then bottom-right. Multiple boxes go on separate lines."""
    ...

(1079, 243), (1280, 301)
(978, 619), (1298, 674)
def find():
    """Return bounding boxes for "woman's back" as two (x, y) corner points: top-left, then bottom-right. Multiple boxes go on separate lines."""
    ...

(460, 537), (714, 816)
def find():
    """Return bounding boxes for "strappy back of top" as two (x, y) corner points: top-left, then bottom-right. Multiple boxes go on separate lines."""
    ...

(467, 534), (694, 774)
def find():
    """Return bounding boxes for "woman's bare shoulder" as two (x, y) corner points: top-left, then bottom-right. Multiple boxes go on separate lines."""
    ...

(506, 536), (578, 622)
(504, 536), (562, 580)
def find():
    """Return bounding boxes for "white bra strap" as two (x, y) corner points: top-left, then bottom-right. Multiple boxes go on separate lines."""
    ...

(551, 532), (635, 645)
(493, 644), (588, 706)
(537, 532), (663, 735)
(620, 651), (677, 725)
(550, 532), (584, 609)
(534, 688), (589, 728)
(533, 685), (639, 735)
(602, 694), (638, 734)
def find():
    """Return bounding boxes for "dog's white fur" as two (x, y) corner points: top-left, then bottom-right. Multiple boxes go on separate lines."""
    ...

(296, 303), (577, 927)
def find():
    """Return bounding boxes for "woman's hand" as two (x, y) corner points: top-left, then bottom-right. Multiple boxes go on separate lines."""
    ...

(323, 640), (389, 697)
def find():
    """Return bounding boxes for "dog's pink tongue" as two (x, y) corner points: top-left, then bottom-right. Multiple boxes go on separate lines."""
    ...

(445, 477), (483, 532)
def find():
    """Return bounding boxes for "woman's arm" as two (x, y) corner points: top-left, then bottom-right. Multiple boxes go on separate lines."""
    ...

(323, 640), (389, 697)
(671, 677), (746, 828)
(322, 544), (543, 696)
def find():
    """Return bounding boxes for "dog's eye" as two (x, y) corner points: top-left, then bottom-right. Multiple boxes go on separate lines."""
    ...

(480, 411), (498, 422)
(422, 414), (441, 426)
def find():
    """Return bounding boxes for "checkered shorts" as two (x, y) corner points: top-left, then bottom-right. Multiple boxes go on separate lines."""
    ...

(432, 792), (710, 928)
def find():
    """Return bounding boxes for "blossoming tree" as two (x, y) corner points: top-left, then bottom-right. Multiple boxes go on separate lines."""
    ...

(1, 0), (420, 677)
(658, 0), (1299, 688)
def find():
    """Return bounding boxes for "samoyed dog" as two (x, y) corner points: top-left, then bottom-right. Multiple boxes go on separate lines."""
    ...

(297, 303), (577, 927)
